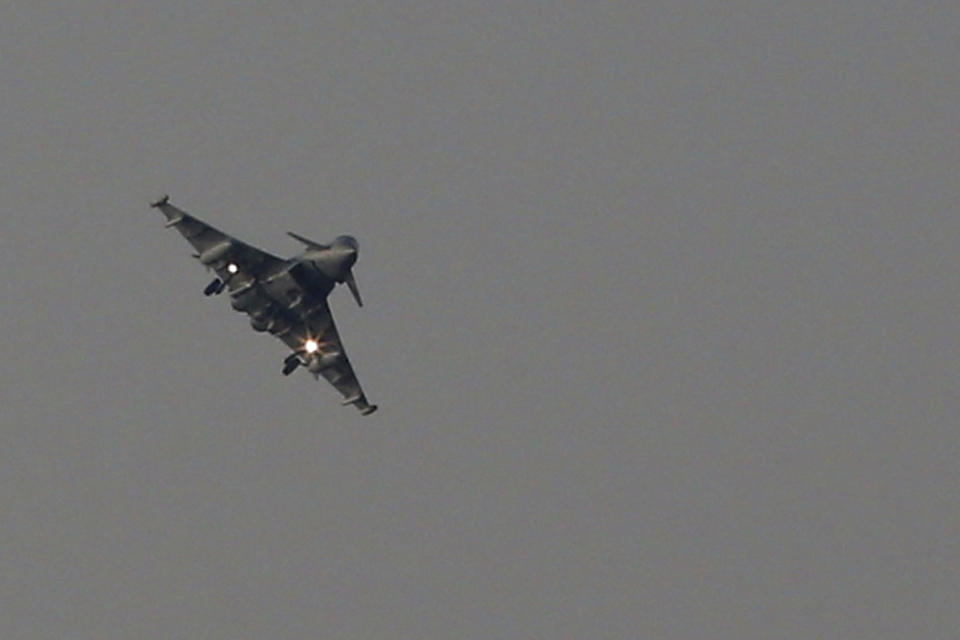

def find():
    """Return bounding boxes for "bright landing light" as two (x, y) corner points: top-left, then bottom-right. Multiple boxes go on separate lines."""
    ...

(304, 339), (320, 354)
(226, 263), (239, 274)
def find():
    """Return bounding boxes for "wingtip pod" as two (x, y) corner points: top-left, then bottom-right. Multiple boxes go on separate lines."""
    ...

(150, 194), (170, 208)
(342, 392), (377, 415)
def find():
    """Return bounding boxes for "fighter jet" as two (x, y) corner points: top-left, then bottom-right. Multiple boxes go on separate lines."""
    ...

(149, 196), (377, 415)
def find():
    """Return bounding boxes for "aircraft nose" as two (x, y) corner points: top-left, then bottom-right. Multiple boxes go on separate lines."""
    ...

(338, 244), (357, 262)
(332, 243), (357, 273)
(335, 235), (359, 251)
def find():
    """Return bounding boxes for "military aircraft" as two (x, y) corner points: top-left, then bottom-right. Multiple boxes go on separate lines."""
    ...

(149, 196), (377, 415)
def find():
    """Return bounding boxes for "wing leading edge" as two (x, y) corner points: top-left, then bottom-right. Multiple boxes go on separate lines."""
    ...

(150, 196), (377, 415)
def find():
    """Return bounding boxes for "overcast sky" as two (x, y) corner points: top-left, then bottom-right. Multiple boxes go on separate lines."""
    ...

(1, 2), (958, 638)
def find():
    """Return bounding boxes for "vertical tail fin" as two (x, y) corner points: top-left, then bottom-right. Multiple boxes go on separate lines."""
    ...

(344, 270), (363, 307)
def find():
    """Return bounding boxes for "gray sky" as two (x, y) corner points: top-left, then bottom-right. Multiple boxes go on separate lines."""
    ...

(1, 2), (958, 638)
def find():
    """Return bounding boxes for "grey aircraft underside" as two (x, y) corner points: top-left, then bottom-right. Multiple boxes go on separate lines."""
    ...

(149, 196), (377, 415)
